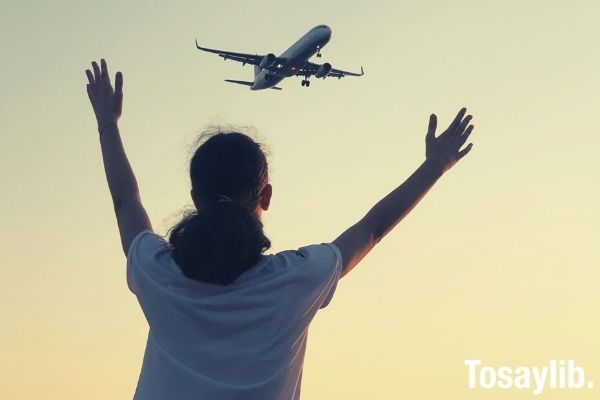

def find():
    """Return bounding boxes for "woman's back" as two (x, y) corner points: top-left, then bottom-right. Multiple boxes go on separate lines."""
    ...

(127, 230), (342, 400)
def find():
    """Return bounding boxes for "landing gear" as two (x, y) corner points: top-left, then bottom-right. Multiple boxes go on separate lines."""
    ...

(301, 79), (311, 87)
(316, 46), (322, 58)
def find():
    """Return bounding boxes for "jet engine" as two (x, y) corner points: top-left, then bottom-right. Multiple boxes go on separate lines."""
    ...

(259, 53), (276, 69)
(315, 63), (332, 78)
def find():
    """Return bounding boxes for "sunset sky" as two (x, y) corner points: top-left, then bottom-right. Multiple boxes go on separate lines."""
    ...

(2, 0), (599, 398)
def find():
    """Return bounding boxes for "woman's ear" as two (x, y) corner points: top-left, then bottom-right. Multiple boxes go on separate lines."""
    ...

(260, 184), (272, 211)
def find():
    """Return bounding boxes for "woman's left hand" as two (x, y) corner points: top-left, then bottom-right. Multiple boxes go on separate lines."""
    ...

(85, 59), (123, 130)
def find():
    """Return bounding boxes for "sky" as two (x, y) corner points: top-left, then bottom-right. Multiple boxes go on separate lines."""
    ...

(1, 0), (599, 398)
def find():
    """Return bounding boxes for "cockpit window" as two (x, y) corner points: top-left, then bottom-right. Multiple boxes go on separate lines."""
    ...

(316, 25), (329, 29)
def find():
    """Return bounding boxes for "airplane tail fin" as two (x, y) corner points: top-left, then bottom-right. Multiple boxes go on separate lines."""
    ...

(254, 65), (261, 77)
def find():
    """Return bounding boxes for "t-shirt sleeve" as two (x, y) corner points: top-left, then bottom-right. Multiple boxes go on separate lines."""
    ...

(295, 242), (343, 310)
(126, 229), (173, 296)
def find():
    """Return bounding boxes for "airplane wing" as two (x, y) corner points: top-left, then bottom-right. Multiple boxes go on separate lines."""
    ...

(195, 39), (286, 70)
(327, 66), (365, 78)
(301, 61), (365, 79)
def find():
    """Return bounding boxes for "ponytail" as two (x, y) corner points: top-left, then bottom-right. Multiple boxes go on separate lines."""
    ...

(168, 201), (271, 285)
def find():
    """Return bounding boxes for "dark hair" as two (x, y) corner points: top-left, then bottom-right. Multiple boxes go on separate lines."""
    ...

(167, 130), (271, 285)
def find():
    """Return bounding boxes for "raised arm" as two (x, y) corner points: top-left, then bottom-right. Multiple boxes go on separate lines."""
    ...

(85, 59), (152, 256)
(332, 108), (475, 278)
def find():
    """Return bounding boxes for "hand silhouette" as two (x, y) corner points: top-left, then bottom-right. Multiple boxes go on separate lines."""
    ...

(85, 59), (123, 130)
(426, 107), (474, 173)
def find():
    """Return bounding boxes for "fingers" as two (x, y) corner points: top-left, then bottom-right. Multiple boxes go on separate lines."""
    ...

(92, 61), (101, 83)
(457, 143), (473, 160)
(426, 114), (437, 140)
(85, 69), (95, 85)
(115, 71), (123, 95)
(449, 107), (467, 130)
(86, 84), (96, 108)
(100, 59), (111, 86)
(114, 71), (123, 114)
(457, 125), (474, 147)
(458, 115), (472, 135)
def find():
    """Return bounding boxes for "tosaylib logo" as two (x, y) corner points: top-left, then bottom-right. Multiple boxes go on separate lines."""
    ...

(465, 359), (594, 395)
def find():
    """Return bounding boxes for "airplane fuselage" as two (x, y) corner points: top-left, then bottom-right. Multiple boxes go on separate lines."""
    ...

(251, 25), (332, 90)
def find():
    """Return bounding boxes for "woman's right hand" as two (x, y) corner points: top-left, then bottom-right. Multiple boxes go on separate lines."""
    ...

(425, 107), (474, 173)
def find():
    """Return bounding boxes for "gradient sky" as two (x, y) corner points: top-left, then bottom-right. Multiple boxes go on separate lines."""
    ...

(1, 0), (599, 398)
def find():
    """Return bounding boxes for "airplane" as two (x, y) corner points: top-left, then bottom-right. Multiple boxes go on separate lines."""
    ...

(195, 25), (364, 91)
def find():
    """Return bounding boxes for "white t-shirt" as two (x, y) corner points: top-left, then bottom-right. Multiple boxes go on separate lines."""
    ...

(126, 229), (343, 400)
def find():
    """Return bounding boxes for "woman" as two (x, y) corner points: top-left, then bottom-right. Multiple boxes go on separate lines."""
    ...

(85, 59), (474, 400)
